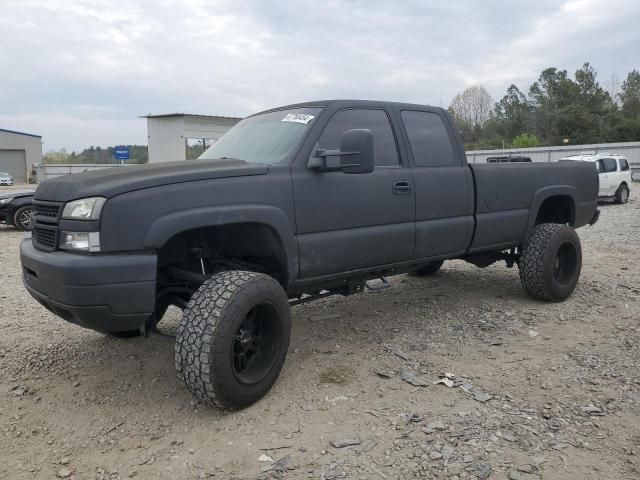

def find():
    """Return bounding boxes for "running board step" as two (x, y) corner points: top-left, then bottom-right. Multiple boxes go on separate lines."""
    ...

(365, 276), (391, 292)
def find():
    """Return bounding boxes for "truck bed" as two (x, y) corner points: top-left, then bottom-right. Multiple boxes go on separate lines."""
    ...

(468, 161), (599, 252)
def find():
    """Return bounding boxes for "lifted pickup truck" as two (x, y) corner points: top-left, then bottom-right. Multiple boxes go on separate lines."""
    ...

(21, 100), (599, 409)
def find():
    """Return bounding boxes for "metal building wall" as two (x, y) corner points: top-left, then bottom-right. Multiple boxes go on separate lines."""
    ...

(146, 115), (240, 163)
(0, 129), (43, 182)
(147, 116), (186, 162)
(183, 116), (239, 140)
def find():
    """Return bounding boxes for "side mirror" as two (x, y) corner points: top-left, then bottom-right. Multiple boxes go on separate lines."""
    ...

(340, 129), (374, 174)
(307, 129), (374, 174)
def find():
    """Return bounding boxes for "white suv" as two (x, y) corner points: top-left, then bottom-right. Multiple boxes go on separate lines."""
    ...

(561, 154), (632, 204)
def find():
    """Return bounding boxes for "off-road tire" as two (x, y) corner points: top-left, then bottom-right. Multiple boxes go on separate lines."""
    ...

(614, 184), (629, 204)
(13, 205), (33, 231)
(519, 223), (582, 302)
(175, 271), (291, 409)
(411, 260), (444, 277)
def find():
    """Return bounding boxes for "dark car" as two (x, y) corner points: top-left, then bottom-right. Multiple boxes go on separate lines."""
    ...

(21, 99), (599, 409)
(0, 191), (34, 231)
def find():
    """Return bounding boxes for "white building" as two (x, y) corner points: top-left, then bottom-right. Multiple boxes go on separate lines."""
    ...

(144, 113), (241, 163)
(0, 128), (43, 183)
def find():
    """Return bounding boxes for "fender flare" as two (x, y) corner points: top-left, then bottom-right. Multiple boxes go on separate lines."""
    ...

(523, 185), (577, 241)
(144, 204), (298, 284)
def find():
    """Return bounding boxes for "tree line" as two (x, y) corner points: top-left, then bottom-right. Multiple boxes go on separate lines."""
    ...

(43, 145), (148, 164)
(43, 143), (209, 164)
(449, 63), (640, 150)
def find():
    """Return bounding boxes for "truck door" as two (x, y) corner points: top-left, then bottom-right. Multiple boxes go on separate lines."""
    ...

(292, 108), (415, 279)
(398, 110), (474, 259)
(598, 158), (618, 195)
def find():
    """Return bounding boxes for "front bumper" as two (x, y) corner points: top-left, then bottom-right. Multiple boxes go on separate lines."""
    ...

(20, 239), (157, 333)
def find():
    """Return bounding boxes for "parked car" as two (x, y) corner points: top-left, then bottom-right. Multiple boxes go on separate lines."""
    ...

(561, 153), (631, 204)
(0, 172), (15, 186)
(486, 155), (532, 163)
(0, 191), (34, 231)
(21, 99), (599, 409)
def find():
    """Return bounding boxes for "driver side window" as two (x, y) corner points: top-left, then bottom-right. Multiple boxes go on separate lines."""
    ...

(316, 109), (399, 167)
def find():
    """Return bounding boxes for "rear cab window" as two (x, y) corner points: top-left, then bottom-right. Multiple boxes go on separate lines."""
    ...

(400, 111), (455, 167)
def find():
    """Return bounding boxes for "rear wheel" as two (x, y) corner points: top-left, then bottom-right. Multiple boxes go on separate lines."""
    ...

(614, 184), (629, 204)
(411, 260), (444, 277)
(175, 271), (291, 409)
(519, 223), (582, 302)
(13, 205), (33, 231)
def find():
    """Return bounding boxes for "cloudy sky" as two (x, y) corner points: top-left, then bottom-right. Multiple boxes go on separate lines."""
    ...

(1, 0), (639, 152)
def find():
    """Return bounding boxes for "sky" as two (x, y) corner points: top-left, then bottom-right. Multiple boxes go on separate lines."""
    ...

(1, 0), (639, 152)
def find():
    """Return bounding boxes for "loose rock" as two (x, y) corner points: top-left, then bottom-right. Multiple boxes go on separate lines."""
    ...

(330, 437), (361, 448)
(400, 368), (428, 387)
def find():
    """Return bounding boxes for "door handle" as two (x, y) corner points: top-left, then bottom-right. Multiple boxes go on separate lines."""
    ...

(392, 181), (412, 195)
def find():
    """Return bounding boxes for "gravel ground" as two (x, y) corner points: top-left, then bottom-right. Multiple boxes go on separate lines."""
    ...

(1, 188), (639, 480)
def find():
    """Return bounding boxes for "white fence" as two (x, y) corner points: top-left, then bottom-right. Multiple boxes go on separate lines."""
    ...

(467, 141), (640, 181)
(35, 164), (128, 183)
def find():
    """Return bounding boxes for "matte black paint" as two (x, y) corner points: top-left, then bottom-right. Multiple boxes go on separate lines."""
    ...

(20, 99), (599, 333)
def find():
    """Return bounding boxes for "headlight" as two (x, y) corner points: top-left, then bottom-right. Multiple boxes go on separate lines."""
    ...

(60, 231), (100, 252)
(0, 197), (13, 205)
(62, 197), (106, 220)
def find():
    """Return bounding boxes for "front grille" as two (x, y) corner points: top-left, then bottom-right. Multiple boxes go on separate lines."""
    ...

(33, 227), (57, 249)
(33, 203), (61, 219)
(32, 201), (63, 251)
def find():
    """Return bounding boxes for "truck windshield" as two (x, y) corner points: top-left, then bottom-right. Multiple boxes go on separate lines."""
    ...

(199, 107), (321, 165)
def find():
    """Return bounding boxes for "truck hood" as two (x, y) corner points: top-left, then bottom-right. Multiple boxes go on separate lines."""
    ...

(0, 191), (34, 201)
(34, 159), (268, 202)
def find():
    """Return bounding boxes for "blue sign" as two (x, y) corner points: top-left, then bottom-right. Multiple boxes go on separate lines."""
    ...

(114, 146), (130, 161)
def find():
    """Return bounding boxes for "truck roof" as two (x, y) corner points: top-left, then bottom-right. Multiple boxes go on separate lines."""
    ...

(253, 99), (444, 116)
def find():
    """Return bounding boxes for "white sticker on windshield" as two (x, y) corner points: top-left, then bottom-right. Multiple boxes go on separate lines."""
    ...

(281, 113), (315, 124)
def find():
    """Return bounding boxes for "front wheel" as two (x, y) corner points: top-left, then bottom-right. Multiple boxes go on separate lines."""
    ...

(519, 223), (582, 302)
(13, 205), (33, 231)
(175, 271), (291, 409)
(614, 184), (629, 204)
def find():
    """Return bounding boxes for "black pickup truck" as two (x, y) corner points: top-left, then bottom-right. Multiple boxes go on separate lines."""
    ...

(20, 100), (599, 409)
